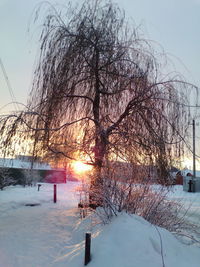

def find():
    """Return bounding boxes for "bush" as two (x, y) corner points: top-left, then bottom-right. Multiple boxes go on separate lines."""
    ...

(0, 168), (15, 190)
(77, 173), (186, 233)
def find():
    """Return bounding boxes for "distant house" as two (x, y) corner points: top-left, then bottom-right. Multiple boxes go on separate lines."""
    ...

(0, 155), (66, 184)
(175, 171), (183, 185)
(174, 169), (200, 185)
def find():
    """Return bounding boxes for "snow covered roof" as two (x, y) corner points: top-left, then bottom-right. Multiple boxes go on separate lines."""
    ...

(0, 157), (51, 170)
(181, 169), (200, 177)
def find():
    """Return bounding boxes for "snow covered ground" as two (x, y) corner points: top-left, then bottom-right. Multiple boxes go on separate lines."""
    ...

(0, 182), (200, 267)
(168, 185), (200, 228)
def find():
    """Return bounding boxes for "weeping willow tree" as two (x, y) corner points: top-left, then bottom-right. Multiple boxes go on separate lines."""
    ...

(0, 0), (196, 200)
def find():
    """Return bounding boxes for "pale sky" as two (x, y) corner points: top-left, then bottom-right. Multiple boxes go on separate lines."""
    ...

(0, 0), (200, 167)
(0, 0), (199, 112)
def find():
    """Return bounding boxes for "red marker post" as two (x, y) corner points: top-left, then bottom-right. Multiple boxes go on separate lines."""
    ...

(54, 184), (57, 203)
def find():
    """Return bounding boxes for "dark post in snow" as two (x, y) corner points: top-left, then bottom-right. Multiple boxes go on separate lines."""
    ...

(38, 184), (41, 191)
(193, 120), (196, 179)
(188, 180), (193, 193)
(54, 184), (57, 203)
(84, 233), (91, 265)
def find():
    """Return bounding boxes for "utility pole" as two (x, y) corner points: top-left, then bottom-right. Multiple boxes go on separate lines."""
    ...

(193, 119), (196, 178)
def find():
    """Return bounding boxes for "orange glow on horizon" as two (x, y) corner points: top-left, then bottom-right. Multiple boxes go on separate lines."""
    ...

(71, 161), (93, 174)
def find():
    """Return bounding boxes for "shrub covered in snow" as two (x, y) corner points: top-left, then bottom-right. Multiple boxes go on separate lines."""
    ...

(78, 173), (188, 234)
(0, 168), (15, 190)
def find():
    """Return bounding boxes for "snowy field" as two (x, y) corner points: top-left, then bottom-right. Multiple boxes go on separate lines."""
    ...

(168, 185), (200, 226)
(0, 182), (200, 267)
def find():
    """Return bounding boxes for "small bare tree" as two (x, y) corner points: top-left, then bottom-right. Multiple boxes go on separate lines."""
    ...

(21, 168), (33, 186)
(0, 168), (14, 190)
(22, 168), (42, 187)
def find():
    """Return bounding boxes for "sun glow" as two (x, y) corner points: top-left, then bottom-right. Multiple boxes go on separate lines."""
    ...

(71, 161), (93, 174)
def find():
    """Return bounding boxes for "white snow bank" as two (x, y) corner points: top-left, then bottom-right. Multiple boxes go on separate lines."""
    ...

(0, 183), (81, 267)
(0, 183), (200, 267)
(66, 212), (200, 267)
(167, 185), (200, 225)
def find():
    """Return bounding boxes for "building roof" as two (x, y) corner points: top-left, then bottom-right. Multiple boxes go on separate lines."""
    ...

(0, 157), (51, 170)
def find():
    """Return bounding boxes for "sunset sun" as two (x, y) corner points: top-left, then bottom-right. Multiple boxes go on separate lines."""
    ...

(72, 161), (93, 174)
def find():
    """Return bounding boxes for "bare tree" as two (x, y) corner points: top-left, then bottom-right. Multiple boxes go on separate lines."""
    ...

(0, 0), (197, 204)
(0, 168), (14, 190)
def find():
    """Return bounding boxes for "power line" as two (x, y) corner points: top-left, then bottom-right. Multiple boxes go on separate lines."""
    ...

(0, 58), (19, 112)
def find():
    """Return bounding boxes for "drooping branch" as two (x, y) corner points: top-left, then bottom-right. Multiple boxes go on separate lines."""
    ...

(0, 0), (198, 187)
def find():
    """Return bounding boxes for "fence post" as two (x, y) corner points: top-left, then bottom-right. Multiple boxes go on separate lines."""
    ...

(84, 233), (91, 265)
(54, 184), (57, 203)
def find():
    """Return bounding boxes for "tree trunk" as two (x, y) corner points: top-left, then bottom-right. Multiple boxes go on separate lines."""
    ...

(89, 132), (107, 208)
